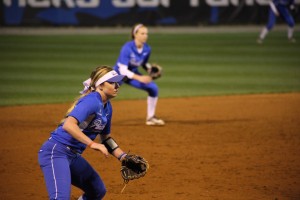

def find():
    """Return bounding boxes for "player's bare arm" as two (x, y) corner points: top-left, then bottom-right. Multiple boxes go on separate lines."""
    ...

(132, 73), (152, 84)
(63, 116), (109, 157)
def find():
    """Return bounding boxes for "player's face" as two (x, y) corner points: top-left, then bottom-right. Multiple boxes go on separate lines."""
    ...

(102, 82), (120, 98)
(135, 27), (148, 44)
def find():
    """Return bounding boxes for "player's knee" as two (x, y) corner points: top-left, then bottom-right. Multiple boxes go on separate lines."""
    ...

(147, 84), (159, 97)
(92, 178), (106, 199)
(84, 186), (106, 200)
(288, 21), (295, 27)
(84, 175), (106, 199)
(93, 179), (106, 199)
(148, 90), (158, 97)
(95, 185), (106, 199)
(49, 193), (70, 200)
(266, 24), (274, 30)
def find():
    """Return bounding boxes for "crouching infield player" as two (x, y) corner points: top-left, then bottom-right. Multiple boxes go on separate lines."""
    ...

(113, 23), (165, 126)
(38, 66), (129, 200)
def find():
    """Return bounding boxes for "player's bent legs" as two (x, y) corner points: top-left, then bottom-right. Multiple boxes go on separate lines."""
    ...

(258, 8), (277, 43)
(70, 156), (106, 200)
(38, 140), (73, 200)
(147, 96), (158, 119)
(277, 5), (295, 27)
(126, 79), (164, 124)
(266, 9), (277, 30)
(126, 79), (158, 97)
(126, 79), (159, 117)
(126, 79), (158, 100)
(277, 5), (296, 40)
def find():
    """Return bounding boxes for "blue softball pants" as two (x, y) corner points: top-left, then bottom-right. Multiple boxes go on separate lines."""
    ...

(38, 138), (106, 200)
(266, 4), (295, 30)
(125, 78), (159, 97)
(124, 70), (159, 97)
(114, 66), (159, 97)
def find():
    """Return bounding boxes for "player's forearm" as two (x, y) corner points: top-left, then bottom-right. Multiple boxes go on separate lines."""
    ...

(100, 134), (126, 160)
(132, 74), (152, 83)
(132, 73), (142, 81)
(113, 148), (127, 161)
(63, 116), (93, 146)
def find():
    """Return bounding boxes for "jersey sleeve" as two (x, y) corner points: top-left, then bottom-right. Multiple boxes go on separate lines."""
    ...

(117, 43), (135, 78)
(142, 45), (151, 65)
(68, 96), (98, 124)
(117, 63), (134, 79)
(101, 102), (113, 135)
(118, 44), (131, 66)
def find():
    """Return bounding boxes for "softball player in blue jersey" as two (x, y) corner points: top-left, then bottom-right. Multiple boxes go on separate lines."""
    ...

(113, 23), (165, 126)
(258, 0), (297, 43)
(38, 66), (129, 200)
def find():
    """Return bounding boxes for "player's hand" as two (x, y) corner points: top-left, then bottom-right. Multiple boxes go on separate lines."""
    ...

(90, 142), (109, 157)
(138, 75), (152, 84)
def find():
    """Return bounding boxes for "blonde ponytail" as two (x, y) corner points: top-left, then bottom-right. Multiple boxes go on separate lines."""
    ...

(59, 66), (113, 124)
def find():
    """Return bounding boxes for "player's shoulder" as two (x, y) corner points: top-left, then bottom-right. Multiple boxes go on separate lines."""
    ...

(120, 41), (134, 51)
(81, 92), (98, 100)
(143, 43), (151, 51)
(78, 92), (102, 108)
(123, 41), (134, 47)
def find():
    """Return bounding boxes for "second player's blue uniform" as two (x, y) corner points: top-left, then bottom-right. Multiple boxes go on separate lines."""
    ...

(115, 40), (151, 73)
(113, 41), (158, 97)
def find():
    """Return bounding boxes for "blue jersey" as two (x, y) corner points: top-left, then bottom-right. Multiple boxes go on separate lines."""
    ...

(114, 41), (151, 74)
(50, 92), (112, 153)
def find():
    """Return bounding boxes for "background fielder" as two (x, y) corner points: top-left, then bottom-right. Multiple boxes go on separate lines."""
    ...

(113, 23), (165, 126)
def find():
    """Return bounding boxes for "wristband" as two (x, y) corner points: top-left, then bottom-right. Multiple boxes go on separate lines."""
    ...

(88, 141), (94, 148)
(118, 153), (127, 161)
(102, 137), (119, 153)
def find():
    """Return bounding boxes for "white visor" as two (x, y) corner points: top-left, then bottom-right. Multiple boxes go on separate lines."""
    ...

(95, 70), (125, 87)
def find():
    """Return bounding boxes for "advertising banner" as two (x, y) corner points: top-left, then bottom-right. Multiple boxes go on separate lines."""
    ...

(1, 0), (299, 26)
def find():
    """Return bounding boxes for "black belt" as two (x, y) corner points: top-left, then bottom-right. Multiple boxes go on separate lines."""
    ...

(48, 137), (81, 154)
(66, 146), (81, 155)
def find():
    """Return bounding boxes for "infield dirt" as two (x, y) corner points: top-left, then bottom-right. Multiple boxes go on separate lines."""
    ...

(0, 93), (300, 200)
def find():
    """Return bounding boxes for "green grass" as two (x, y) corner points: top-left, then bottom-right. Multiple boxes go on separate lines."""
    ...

(0, 31), (299, 106)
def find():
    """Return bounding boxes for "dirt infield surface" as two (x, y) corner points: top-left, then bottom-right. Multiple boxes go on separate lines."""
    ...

(0, 93), (300, 200)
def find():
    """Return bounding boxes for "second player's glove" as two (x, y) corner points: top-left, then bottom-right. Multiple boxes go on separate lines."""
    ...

(145, 63), (163, 80)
